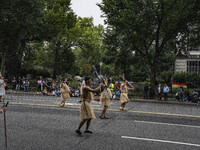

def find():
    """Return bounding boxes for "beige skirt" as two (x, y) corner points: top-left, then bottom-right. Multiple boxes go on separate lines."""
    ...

(61, 93), (70, 100)
(120, 93), (130, 104)
(100, 98), (110, 106)
(80, 101), (96, 120)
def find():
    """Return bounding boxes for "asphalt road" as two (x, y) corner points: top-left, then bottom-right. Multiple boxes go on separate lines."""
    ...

(0, 93), (200, 150)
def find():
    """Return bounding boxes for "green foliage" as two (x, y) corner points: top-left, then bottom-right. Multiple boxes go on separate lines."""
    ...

(173, 72), (188, 83)
(0, 0), (46, 77)
(157, 70), (173, 85)
(173, 72), (200, 88)
(0, 0), (77, 79)
(98, 0), (200, 86)
(138, 78), (150, 86)
(73, 18), (107, 76)
(68, 80), (80, 88)
(1, 0), (200, 85)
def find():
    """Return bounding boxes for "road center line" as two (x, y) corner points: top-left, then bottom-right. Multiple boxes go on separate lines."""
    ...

(121, 136), (200, 147)
(134, 120), (200, 129)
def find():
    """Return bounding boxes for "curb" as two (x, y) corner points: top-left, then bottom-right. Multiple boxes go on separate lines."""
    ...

(132, 98), (198, 106)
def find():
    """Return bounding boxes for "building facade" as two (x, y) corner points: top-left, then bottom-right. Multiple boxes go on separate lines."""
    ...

(175, 46), (200, 75)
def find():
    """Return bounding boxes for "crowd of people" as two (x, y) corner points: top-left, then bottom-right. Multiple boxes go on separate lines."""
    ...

(145, 83), (170, 101)
(11, 77), (30, 92)
(143, 83), (200, 103)
(9, 76), (125, 100)
(9, 76), (81, 97)
(7, 76), (200, 104)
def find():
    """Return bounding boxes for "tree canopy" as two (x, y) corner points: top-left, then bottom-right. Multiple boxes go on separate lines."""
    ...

(1, 0), (200, 87)
(99, 0), (200, 86)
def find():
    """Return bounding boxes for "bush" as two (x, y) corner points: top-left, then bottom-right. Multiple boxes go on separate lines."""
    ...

(138, 78), (150, 85)
(29, 87), (37, 92)
(173, 72), (200, 89)
(133, 92), (143, 97)
(68, 80), (80, 88)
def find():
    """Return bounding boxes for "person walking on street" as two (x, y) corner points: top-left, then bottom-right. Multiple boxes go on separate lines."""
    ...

(59, 78), (70, 107)
(157, 84), (162, 101)
(119, 79), (134, 111)
(163, 84), (169, 101)
(99, 79), (112, 119)
(76, 77), (103, 135)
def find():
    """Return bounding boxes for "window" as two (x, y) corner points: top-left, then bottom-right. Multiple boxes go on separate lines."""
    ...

(187, 61), (200, 74)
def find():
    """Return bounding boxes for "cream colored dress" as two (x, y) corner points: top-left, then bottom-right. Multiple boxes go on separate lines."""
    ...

(60, 83), (70, 100)
(100, 88), (112, 106)
(80, 92), (95, 119)
(120, 84), (130, 104)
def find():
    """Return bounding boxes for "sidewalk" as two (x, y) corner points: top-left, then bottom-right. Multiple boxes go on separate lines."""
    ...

(6, 90), (198, 106)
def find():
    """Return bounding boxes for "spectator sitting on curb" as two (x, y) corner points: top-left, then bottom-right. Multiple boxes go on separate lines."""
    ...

(55, 81), (60, 96)
(42, 87), (49, 96)
(75, 87), (80, 97)
(172, 92), (179, 101)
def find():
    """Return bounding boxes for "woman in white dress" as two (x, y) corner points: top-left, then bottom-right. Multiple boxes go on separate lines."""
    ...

(0, 75), (5, 102)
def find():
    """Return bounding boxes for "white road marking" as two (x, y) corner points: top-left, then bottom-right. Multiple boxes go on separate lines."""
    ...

(65, 103), (101, 107)
(121, 136), (200, 147)
(134, 120), (200, 129)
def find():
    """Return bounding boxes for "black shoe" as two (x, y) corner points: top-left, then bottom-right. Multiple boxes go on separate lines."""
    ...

(104, 116), (109, 119)
(99, 116), (104, 119)
(84, 130), (93, 133)
(76, 130), (82, 135)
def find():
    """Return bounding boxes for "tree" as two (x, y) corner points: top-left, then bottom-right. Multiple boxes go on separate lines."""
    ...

(39, 0), (77, 78)
(0, 0), (46, 77)
(99, 0), (200, 87)
(73, 17), (107, 76)
(0, 0), (77, 78)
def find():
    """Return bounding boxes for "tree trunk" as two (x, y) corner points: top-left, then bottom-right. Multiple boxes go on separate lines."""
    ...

(149, 65), (156, 99)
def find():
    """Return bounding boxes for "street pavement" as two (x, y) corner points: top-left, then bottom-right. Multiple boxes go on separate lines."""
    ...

(0, 92), (200, 150)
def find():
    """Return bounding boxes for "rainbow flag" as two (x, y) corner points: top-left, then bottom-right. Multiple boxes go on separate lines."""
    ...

(172, 82), (187, 91)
